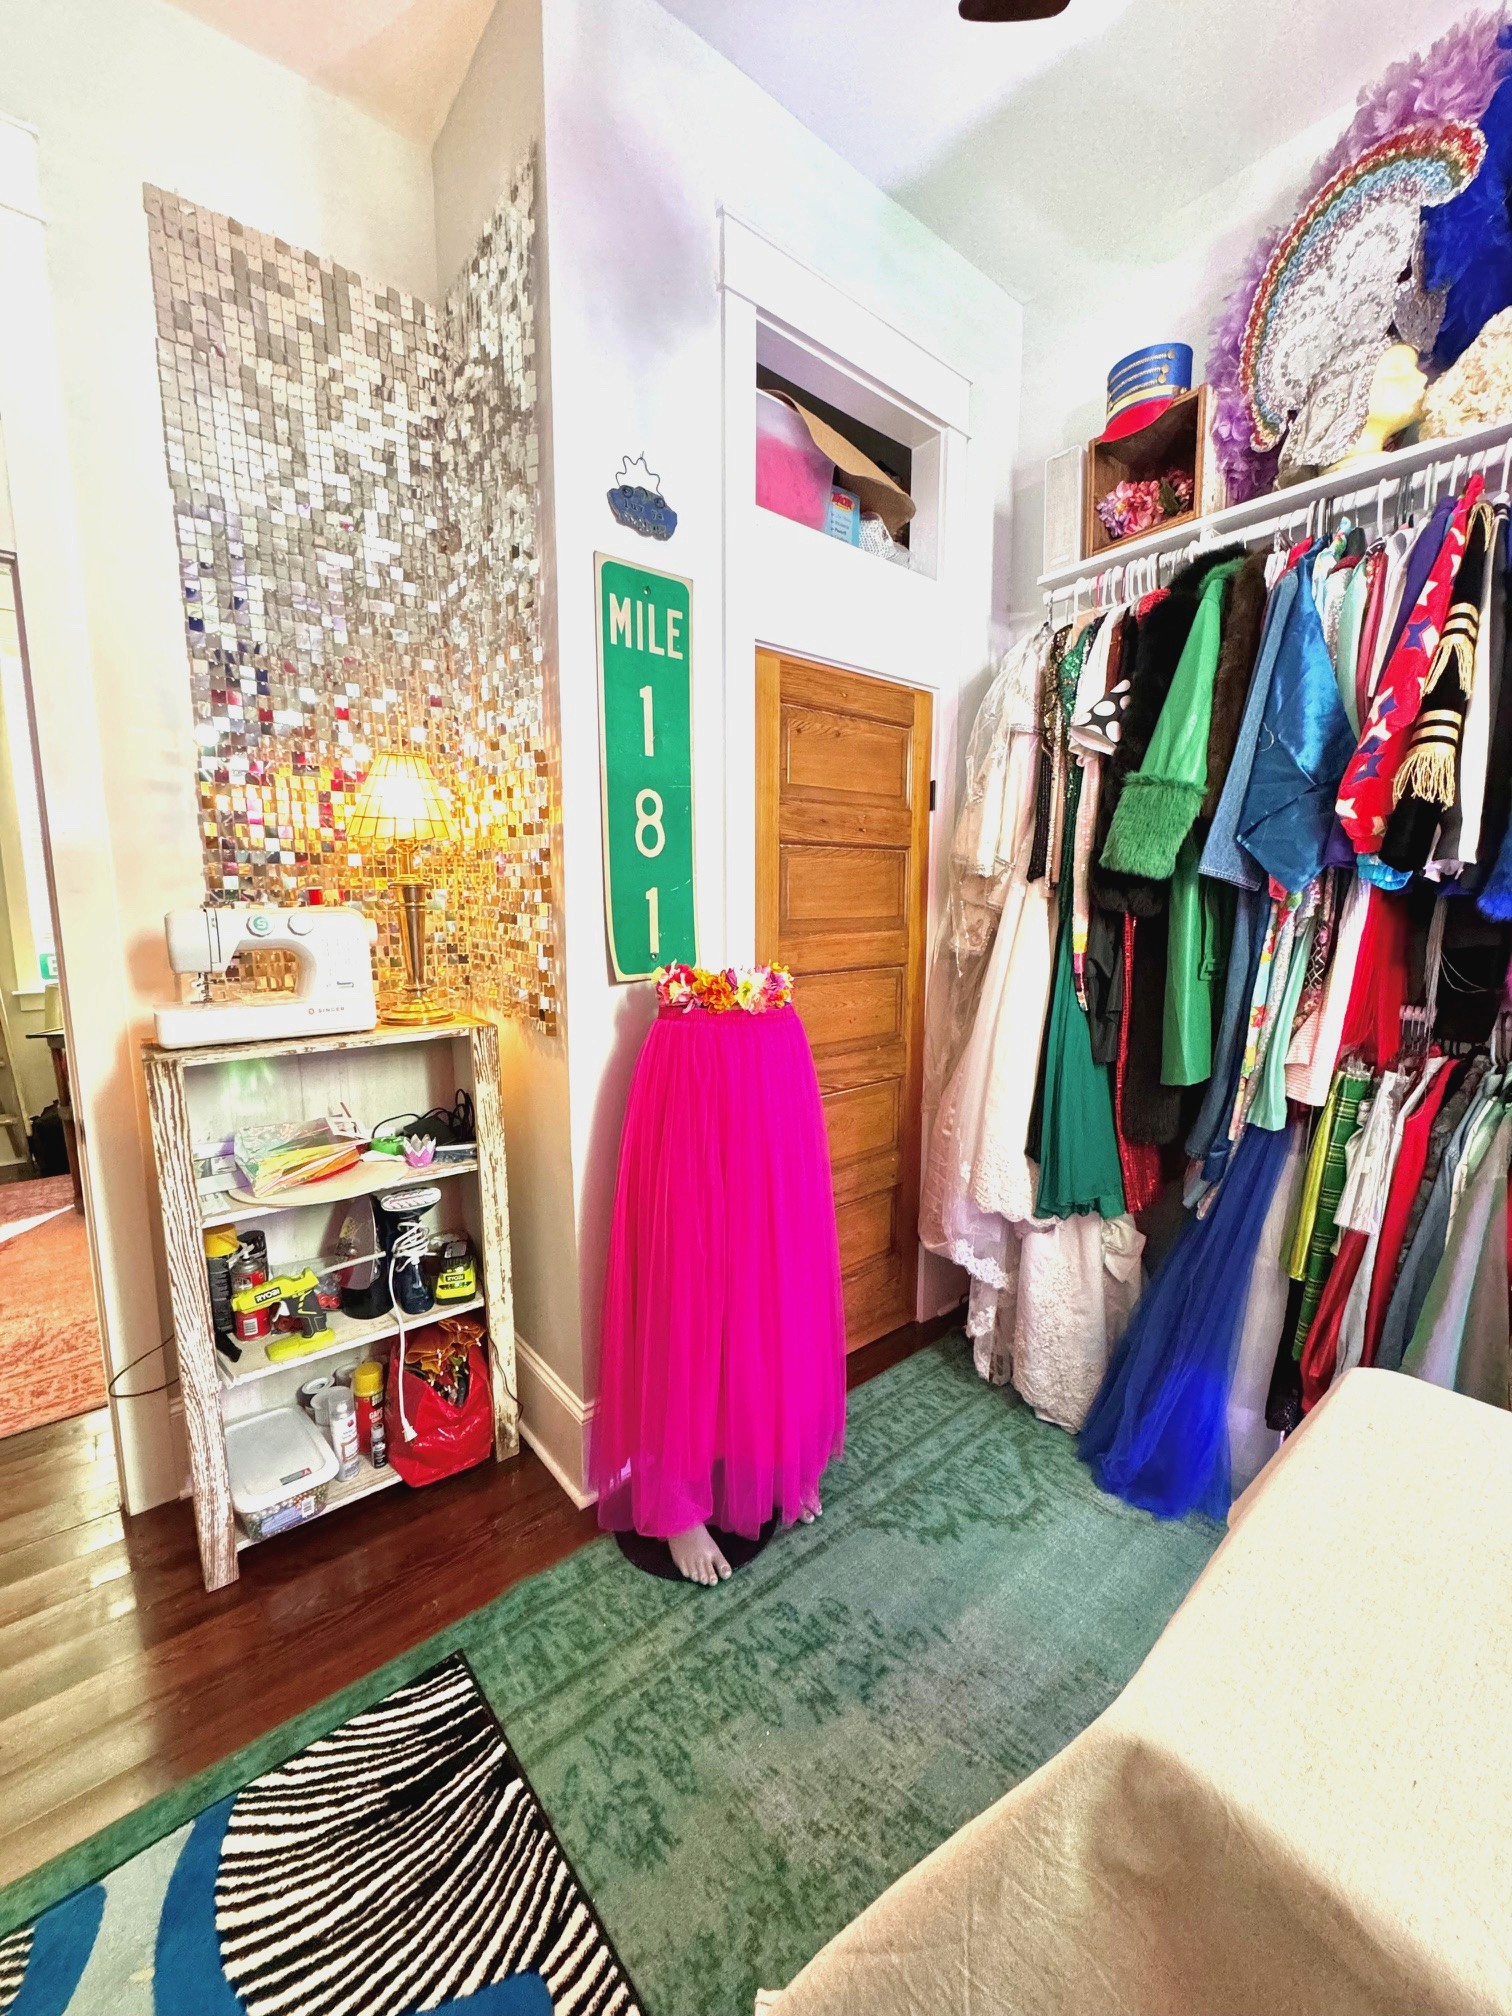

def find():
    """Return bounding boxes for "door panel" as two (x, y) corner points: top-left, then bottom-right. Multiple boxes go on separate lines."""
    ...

(836, 1191), (897, 1273)
(781, 846), (907, 927)
(798, 968), (904, 1054)
(824, 1080), (901, 1166)
(757, 651), (932, 1351)
(783, 710), (912, 801)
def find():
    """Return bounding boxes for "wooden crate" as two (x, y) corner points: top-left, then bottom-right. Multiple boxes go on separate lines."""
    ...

(1084, 385), (1209, 560)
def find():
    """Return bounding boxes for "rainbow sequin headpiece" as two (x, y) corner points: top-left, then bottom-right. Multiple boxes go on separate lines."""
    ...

(1241, 122), (1485, 453)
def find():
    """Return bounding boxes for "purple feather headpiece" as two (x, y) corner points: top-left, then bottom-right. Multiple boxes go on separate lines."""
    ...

(1208, 8), (1512, 504)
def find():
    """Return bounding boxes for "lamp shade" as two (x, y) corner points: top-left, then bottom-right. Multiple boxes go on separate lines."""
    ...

(346, 751), (456, 850)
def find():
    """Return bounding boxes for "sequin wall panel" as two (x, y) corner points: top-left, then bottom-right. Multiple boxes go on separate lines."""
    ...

(144, 161), (556, 1027)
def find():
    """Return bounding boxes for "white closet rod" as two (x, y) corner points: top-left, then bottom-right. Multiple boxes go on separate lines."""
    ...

(1044, 424), (1512, 618)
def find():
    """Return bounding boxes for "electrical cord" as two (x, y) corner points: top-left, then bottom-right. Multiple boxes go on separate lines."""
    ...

(107, 1336), (181, 1402)
(372, 1090), (475, 1149)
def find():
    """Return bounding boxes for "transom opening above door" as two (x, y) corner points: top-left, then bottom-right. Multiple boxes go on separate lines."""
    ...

(754, 318), (943, 580)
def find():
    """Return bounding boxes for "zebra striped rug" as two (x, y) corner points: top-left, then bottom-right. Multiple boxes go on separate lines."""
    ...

(0, 1655), (641, 2016)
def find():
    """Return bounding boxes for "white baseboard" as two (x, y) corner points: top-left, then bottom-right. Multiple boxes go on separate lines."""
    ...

(515, 1334), (597, 1509)
(520, 1420), (597, 1511)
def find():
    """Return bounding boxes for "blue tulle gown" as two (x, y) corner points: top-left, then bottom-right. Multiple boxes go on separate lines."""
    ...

(1078, 1120), (1296, 1520)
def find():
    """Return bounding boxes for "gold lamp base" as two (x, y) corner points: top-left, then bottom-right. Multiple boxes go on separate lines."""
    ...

(378, 874), (453, 1026)
(380, 988), (457, 1027)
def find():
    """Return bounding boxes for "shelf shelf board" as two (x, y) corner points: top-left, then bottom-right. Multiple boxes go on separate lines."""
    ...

(235, 1451), (404, 1552)
(1038, 413), (1512, 596)
(146, 1017), (486, 1070)
(201, 1154), (479, 1228)
(217, 1292), (486, 1388)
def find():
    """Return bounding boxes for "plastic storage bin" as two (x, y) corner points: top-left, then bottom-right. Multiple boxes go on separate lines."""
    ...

(756, 391), (834, 530)
(226, 1405), (340, 1541)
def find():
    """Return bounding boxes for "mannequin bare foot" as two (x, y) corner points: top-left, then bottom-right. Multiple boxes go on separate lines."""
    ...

(668, 1523), (732, 1586)
(799, 1487), (823, 1525)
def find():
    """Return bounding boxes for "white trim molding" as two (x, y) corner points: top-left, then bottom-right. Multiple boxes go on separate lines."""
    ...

(516, 1334), (597, 1509)
(0, 118), (180, 1513)
(0, 115), (45, 227)
(719, 211), (972, 436)
(715, 210), (978, 969)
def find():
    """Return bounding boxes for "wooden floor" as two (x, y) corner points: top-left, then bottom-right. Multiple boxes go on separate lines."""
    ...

(0, 1312), (957, 1897)
(0, 1185), (107, 1439)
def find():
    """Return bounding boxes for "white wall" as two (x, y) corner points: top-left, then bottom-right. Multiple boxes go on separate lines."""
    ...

(431, 0), (591, 1502)
(1007, 105), (1370, 607)
(432, 0), (544, 287)
(0, 0), (436, 1508)
(534, 0), (1023, 1485)
(0, 559), (58, 1122)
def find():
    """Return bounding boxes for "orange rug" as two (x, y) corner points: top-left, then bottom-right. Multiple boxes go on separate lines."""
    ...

(0, 1173), (74, 1233)
(0, 1192), (106, 1439)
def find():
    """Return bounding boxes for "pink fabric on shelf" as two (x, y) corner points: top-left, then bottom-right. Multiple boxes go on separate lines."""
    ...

(756, 392), (833, 529)
(592, 1002), (847, 1540)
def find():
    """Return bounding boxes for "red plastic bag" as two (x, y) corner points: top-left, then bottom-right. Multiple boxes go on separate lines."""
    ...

(385, 1323), (493, 1487)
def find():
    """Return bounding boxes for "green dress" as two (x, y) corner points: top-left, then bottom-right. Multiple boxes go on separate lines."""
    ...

(1102, 557), (1246, 881)
(1163, 831), (1232, 1087)
(1033, 640), (1127, 1222)
(1289, 1063), (1372, 1352)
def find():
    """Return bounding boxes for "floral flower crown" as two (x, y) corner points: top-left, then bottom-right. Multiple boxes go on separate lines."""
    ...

(654, 963), (794, 1014)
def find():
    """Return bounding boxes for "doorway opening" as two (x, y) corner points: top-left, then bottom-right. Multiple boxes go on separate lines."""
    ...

(0, 552), (113, 1471)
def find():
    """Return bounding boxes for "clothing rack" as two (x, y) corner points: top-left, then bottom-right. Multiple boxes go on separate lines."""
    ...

(1041, 417), (1512, 619)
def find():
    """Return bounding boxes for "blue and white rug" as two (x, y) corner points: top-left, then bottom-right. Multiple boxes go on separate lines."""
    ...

(0, 1656), (641, 2016)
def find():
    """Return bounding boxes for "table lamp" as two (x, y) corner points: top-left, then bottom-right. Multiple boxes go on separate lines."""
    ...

(346, 750), (457, 1025)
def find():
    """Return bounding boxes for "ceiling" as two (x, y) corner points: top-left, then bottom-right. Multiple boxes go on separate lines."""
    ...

(657, 0), (1486, 302)
(165, 0), (1493, 299)
(654, 0), (1143, 193)
(160, 0), (495, 144)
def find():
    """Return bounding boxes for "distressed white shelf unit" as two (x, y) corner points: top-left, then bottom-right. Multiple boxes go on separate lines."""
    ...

(144, 1019), (517, 1592)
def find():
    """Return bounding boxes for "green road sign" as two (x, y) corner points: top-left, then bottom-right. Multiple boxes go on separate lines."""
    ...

(596, 554), (697, 980)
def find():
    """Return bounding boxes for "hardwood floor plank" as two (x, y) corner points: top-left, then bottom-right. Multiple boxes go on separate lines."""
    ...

(0, 1544), (136, 1635)
(0, 1311), (951, 1902)
(0, 1518), (129, 1609)
(0, 1758), (187, 1895)
(0, 1485), (123, 1556)
(0, 1410), (111, 1477)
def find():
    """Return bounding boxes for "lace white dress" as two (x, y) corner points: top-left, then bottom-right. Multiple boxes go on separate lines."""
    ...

(920, 629), (1144, 1432)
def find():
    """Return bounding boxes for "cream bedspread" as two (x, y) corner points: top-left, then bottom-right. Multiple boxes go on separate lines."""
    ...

(764, 1369), (1512, 2016)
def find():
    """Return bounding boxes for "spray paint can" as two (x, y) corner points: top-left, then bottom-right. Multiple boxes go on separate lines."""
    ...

(204, 1228), (239, 1341)
(352, 1359), (389, 1471)
(230, 1256), (271, 1341)
(315, 1387), (360, 1481)
(237, 1229), (269, 1274)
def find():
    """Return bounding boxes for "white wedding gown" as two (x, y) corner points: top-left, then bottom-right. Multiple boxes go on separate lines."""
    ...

(920, 630), (1144, 1433)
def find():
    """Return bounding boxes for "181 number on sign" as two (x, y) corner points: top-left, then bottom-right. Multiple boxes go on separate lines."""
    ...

(596, 555), (696, 980)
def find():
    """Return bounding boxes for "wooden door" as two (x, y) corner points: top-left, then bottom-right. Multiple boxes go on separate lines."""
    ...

(756, 652), (932, 1350)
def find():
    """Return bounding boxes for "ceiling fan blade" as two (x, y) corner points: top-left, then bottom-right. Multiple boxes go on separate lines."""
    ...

(959, 0), (1071, 18)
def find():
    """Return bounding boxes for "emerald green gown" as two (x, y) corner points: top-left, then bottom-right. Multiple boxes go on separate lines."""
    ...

(1032, 640), (1127, 1222)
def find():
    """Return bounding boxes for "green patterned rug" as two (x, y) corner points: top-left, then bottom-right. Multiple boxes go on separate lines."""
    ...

(0, 1336), (1220, 2016)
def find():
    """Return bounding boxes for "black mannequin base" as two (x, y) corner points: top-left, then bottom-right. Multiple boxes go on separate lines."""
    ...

(615, 1517), (778, 1584)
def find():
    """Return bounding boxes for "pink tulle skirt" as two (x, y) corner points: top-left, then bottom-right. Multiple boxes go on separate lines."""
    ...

(593, 1004), (847, 1539)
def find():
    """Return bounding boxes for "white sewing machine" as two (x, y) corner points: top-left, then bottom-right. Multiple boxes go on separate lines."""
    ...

(155, 906), (378, 1049)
